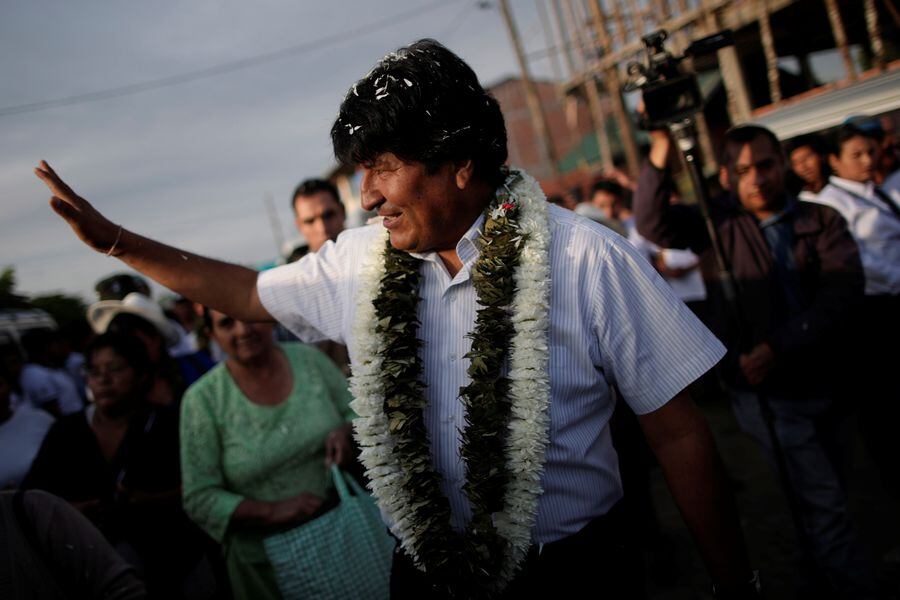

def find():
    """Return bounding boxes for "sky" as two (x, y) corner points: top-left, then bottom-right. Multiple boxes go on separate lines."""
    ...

(0, 0), (557, 302)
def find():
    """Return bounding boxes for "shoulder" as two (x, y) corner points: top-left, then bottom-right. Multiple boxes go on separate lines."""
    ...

(182, 363), (232, 410)
(548, 204), (655, 271)
(810, 182), (858, 211)
(258, 223), (384, 286)
(280, 342), (334, 374)
(547, 203), (625, 257)
(20, 364), (51, 386)
(13, 404), (55, 429)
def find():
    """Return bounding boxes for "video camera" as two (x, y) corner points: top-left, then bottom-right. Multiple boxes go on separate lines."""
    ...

(625, 29), (734, 130)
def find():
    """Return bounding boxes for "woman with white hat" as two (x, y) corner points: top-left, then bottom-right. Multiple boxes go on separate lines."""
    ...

(87, 293), (214, 406)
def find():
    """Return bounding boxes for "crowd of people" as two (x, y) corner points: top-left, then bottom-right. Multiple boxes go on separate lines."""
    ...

(2, 37), (899, 599)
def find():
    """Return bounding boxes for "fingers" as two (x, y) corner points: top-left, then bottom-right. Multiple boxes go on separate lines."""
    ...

(34, 160), (77, 202)
(49, 196), (78, 220)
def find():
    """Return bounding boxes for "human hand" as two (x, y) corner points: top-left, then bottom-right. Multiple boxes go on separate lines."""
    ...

(268, 492), (324, 526)
(324, 423), (353, 468)
(739, 343), (775, 387)
(34, 160), (121, 255)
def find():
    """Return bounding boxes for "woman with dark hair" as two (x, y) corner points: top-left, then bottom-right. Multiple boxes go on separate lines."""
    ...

(180, 308), (355, 599)
(88, 292), (215, 406)
(23, 333), (210, 597)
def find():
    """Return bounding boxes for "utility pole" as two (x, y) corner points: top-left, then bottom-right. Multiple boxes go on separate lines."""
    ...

(498, 0), (561, 179)
(587, 0), (641, 177)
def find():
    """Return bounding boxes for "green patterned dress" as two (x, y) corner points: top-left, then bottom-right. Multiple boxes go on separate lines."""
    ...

(180, 343), (354, 599)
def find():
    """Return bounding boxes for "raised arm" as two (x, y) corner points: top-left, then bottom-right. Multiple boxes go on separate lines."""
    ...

(35, 161), (271, 322)
(632, 132), (709, 253)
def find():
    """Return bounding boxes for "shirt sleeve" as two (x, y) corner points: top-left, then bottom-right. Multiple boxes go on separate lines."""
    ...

(591, 233), (725, 414)
(179, 384), (244, 543)
(256, 234), (354, 344)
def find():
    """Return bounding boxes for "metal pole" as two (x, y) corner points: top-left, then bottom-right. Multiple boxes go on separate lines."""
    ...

(498, 0), (561, 179)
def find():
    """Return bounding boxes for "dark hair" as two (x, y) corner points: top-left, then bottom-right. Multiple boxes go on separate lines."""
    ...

(20, 328), (59, 362)
(719, 125), (782, 168)
(590, 179), (626, 201)
(84, 332), (151, 378)
(107, 313), (162, 342)
(291, 179), (343, 214)
(331, 39), (508, 187)
(829, 124), (879, 156)
(785, 133), (828, 157)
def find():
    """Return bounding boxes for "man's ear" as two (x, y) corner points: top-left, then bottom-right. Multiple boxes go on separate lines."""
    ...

(454, 160), (475, 190)
(719, 166), (731, 191)
(827, 153), (841, 173)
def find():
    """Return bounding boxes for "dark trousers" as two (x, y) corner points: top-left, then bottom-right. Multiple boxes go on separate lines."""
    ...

(854, 294), (900, 501)
(390, 502), (646, 599)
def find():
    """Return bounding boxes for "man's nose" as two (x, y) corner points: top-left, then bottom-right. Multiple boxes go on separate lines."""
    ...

(360, 169), (382, 212)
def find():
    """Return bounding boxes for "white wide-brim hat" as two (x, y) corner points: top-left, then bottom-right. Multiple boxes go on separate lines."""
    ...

(87, 292), (181, 348)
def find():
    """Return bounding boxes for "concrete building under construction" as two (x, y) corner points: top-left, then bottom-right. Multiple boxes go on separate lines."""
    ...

(497, 0), (900, 193)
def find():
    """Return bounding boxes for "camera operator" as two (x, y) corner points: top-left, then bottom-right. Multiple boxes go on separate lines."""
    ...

(633, 123), (878, 598)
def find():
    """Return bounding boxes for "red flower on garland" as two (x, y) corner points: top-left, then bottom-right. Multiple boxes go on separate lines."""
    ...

(501, 202), (515, 211)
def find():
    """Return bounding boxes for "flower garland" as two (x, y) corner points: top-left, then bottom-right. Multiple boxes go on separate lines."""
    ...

(349, 169), (552, 597)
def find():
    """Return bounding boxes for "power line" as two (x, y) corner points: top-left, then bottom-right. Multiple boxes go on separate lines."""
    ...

(0, 0), (454, 118)
(440, 0), (480, 42)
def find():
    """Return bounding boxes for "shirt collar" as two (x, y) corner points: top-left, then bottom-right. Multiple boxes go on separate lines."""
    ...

(830, 175), (873, 198)
(408, 212), (485, 269)
(759, 195), (796, 229)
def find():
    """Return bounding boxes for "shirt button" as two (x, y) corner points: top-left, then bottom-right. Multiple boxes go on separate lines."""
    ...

(449, 353), (457, 361)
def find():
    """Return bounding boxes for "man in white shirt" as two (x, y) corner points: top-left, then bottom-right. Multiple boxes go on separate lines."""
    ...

(35, 39), (759, 599)
(0, 364), (53, 489)
(804, 123), (900, 500)
(19, 329), (83, 417)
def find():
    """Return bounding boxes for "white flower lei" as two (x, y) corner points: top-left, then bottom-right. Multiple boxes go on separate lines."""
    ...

(349, 168), (552, 591)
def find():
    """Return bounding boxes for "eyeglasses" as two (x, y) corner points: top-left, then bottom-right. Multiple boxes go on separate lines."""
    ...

(84, 362), (132, 379)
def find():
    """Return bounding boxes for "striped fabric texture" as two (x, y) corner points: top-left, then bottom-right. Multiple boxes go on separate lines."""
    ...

(258, 203), (725, 544)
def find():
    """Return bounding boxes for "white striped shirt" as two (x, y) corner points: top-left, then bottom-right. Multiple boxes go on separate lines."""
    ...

(258, 204), (725, 543)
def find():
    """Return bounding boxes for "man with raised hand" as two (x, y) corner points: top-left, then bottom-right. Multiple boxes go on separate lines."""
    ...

(634, 124), (875, 599)
(37, 38), (756, 600)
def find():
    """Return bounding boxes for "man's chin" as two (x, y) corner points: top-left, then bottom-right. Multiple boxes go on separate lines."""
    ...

(388, 232), (415, 253)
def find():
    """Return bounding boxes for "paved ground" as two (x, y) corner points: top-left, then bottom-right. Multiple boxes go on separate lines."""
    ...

(642, 397), (900, 599)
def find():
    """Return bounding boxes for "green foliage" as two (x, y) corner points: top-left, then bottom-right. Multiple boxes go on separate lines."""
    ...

(0, 266), (87, 327)
(371, 172), (529, 598)
(29, 294), (88, 328)
(0, 267), (30, 309)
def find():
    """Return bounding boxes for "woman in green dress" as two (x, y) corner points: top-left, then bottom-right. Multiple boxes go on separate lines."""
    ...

(180, 308), (355, 599)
